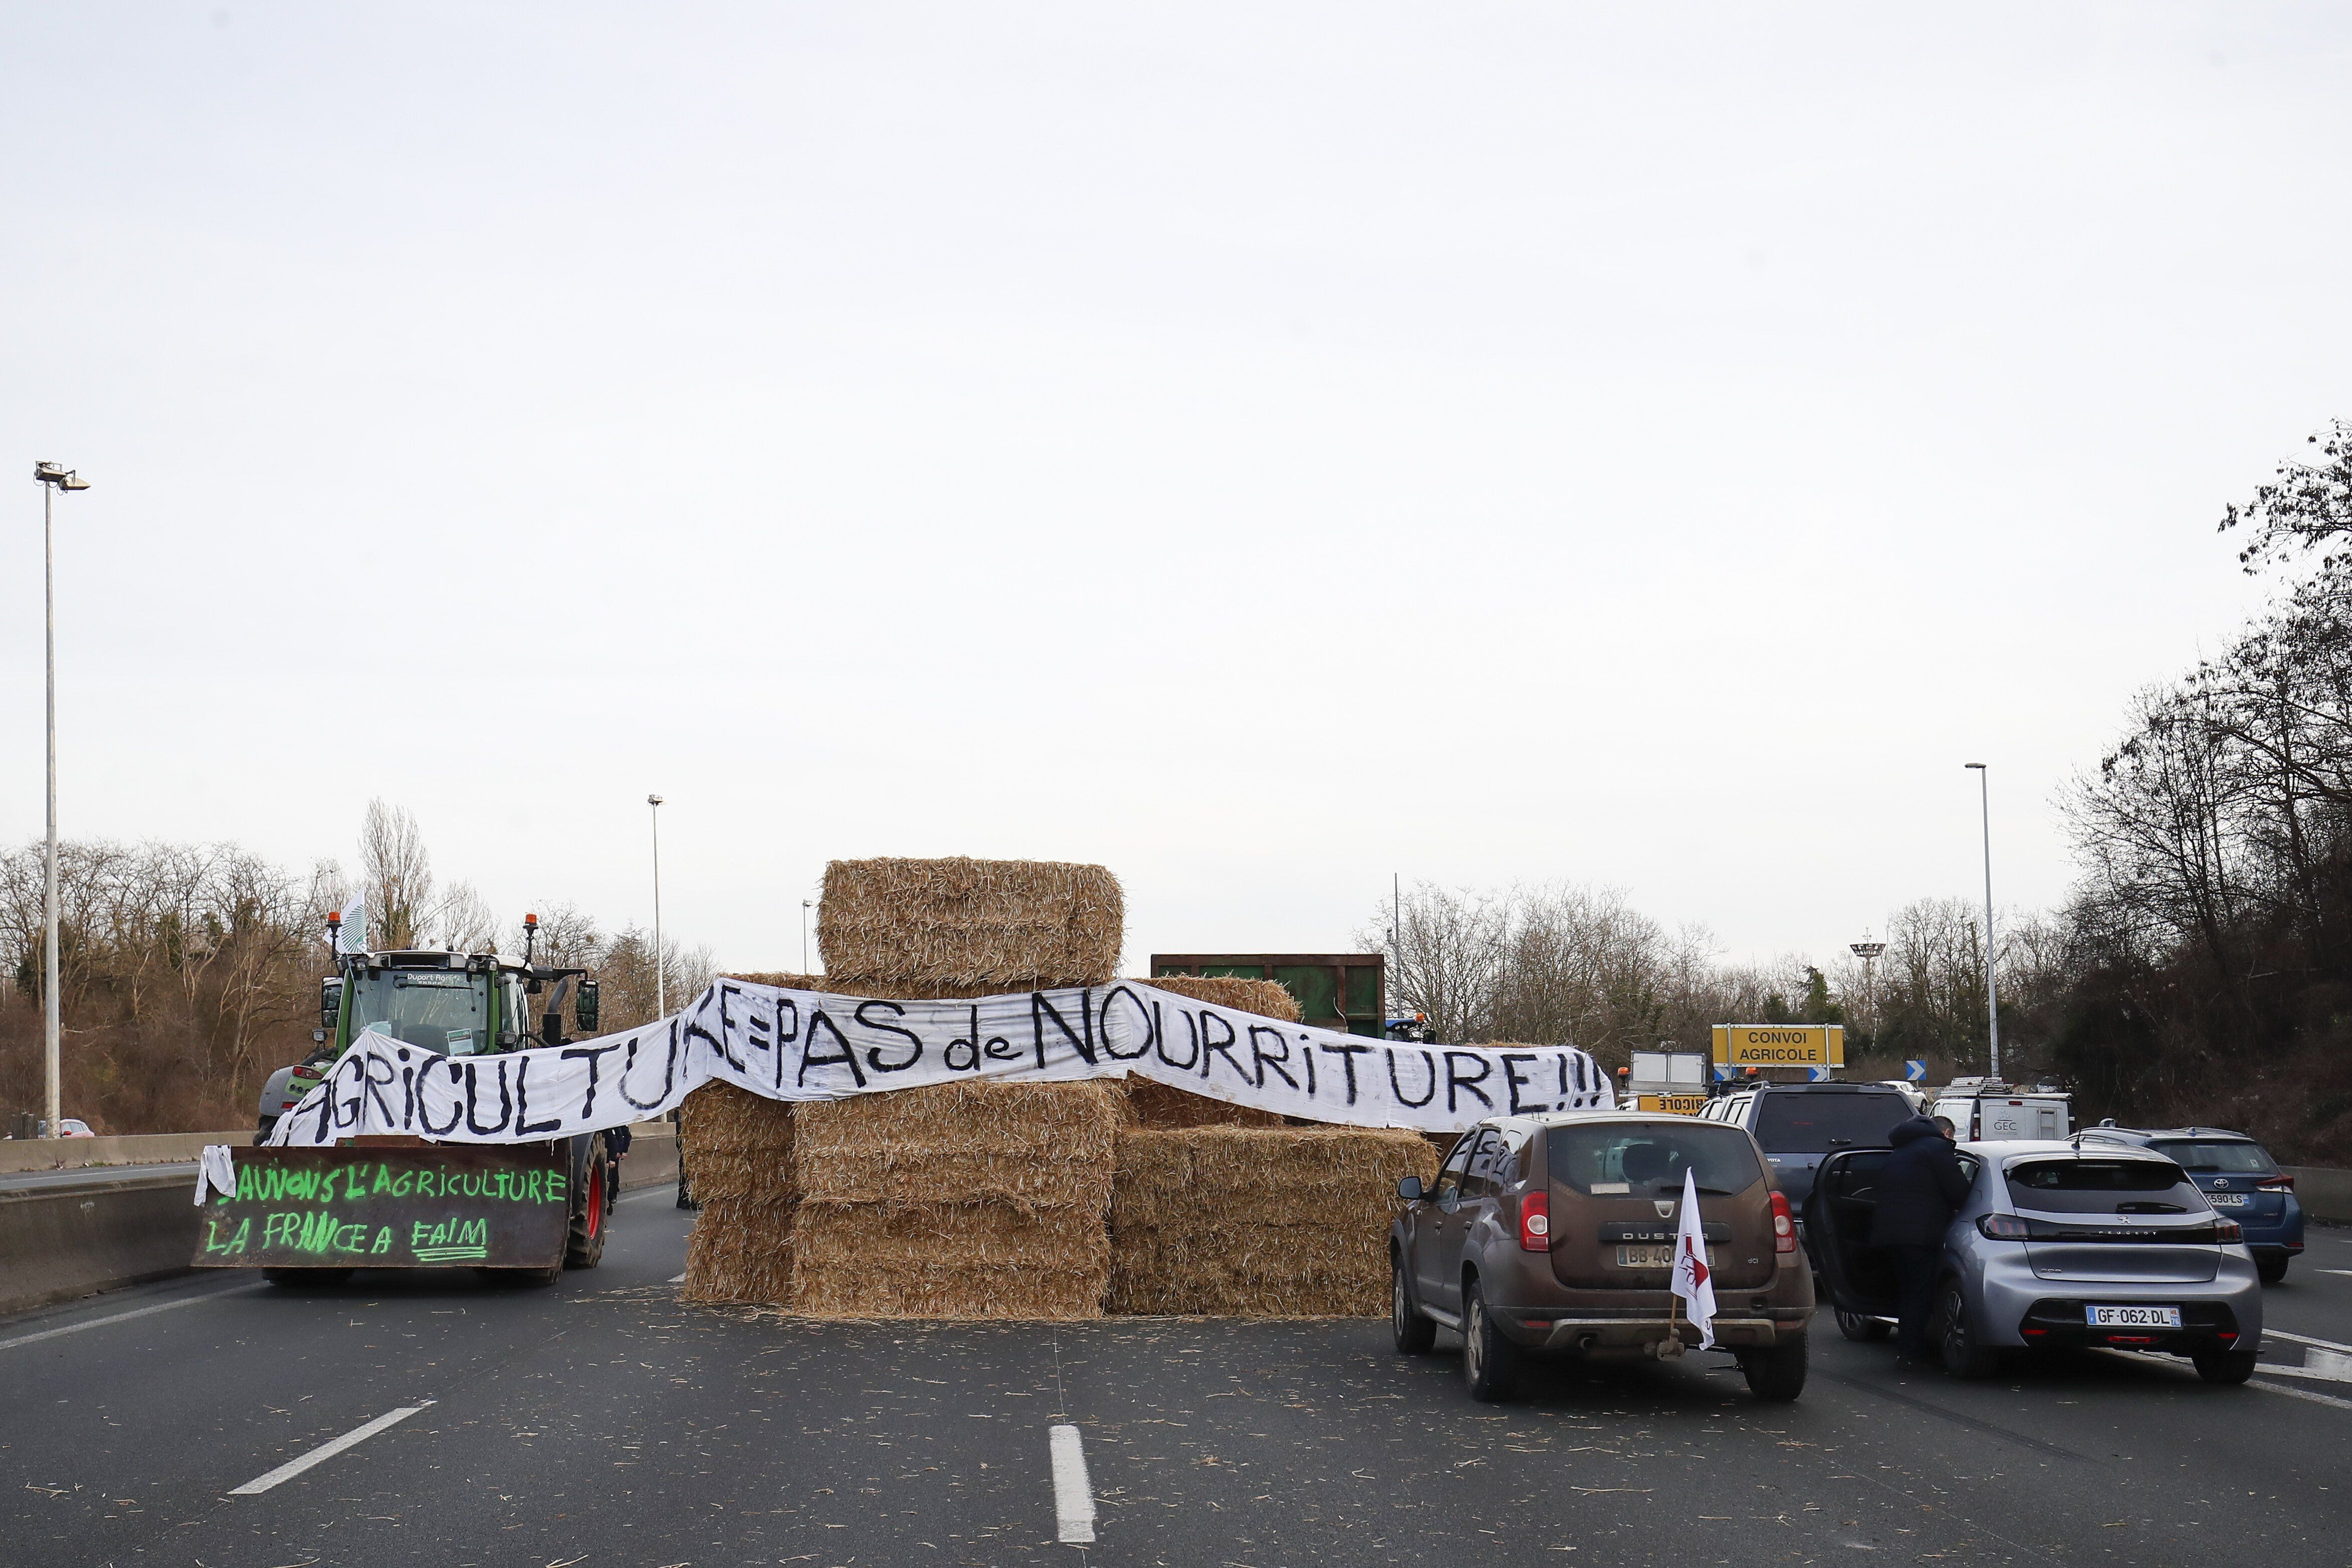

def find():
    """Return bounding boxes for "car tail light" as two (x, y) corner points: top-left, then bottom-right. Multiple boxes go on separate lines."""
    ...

(2215, 1218), (2243, 1243)
(2258, 1174), (2295, 1191)
(1770, 1191), (1796, 1254)
(1978, 1213), (2031, 1241)
(1520, 1192), (1550, 1252)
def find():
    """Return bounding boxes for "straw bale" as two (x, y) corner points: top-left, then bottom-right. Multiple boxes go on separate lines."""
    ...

(678, 1082), (801, 1304)
(792, 1201), (1111, 1319)
(794, 1080), (1120, 1205)
(817, 857), (1123, 994)
(1108, 1127), (1437, 1316)
(1133, 974), (1301, 1021)
(722, 972), (827, 991)
(1121, 1078), (1288, 1130)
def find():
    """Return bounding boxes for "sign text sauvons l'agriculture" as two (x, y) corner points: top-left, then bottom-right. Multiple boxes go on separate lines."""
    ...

(197, 1147), (569, 1268)
(265, 980), (1613, 1145)
(1712, 1023), (1845, 1068)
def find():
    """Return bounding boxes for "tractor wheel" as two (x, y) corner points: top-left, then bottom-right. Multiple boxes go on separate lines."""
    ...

(565, 1133), (610, 1270)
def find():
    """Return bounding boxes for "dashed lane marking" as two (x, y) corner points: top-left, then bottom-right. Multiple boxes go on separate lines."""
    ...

(1049, 1423), (1096, 1544)
(228, 1402), (436, 1495)
(0, 1282), (261, 1353)
(2264, 1327), (2352, 1355)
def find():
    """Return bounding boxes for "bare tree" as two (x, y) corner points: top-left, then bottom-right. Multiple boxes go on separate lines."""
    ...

(359, 799), (433, 949)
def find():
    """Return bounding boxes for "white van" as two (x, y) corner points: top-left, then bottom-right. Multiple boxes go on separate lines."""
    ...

(1929, 1080), (2071, 1141)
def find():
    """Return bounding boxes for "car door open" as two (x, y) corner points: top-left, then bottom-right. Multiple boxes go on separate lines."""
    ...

(1803, 1148), (1902, 1321)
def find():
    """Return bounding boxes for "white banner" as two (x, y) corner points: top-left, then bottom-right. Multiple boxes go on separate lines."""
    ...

(265, 979), (1611, 1147)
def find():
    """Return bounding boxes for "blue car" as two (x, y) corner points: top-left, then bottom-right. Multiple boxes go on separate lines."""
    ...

(2078, 1124), (2304, 1282)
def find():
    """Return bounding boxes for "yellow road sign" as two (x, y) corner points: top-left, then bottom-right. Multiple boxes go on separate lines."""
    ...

(1712, 1024), (1844, 1067)
(1635, 1093), (1710, 1116)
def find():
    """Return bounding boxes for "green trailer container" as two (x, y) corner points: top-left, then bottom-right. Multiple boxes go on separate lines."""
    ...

(1147, 953), (1387, 1038)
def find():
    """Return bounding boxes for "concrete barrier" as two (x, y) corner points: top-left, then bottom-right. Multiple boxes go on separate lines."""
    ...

(0, 1130), (681, 1318)
(0, 1169), (207, 1316)
(2285, 1166), (2352, 1225)
(0, 1130), (253, 1176)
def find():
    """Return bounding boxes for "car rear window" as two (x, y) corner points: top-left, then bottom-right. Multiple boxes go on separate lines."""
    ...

(1547, 1123), (1764, 1197)
(1751, 1093), (1912, 1152)
(2005, 1158), (2201, 1214)
(2148, 1139), (2277, 1175)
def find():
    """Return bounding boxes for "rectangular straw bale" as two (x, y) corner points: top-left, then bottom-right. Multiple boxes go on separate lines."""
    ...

(794, 1080), (1120, 1205)
(1108, 1127), (1437, 1316)
(678, 1082), (800, 1304)
(816, 857), (1124, 994)
(1133, 974), (1301, 1021)
(1119, 976), (1298, 1128)
(792, 1200), (1110, 1320)
(790, 1079), (1119, 1319)
(1121, 1078), (1288, 1130)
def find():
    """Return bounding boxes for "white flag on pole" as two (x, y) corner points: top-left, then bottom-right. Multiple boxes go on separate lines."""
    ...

(1669, 1164), (1717, 1349)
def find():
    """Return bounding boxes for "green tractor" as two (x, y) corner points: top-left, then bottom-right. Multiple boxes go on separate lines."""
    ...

(224, 912), (625, 1286)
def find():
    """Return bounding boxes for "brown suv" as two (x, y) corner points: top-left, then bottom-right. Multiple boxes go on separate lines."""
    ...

(1391, 1111), (1815, 1401)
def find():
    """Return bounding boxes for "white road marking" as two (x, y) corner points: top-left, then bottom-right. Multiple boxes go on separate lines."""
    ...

(0, 1282), (259, 1353)
(2264, 1327), (2352, 1355)
(2317, 1269), (2352, 1277)
(2255, 1379), (2352, 1412)
(668, 1273), (687, 1284)
(617, 1186), (677, 1204)
(1049, 1423), (1095, 1544)
(228, 1402), (435, 1495)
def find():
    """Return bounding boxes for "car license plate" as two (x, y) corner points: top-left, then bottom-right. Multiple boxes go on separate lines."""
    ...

(2086, 1304), (2181, 1328)
(1616, 1245), (1715, 1268)
(2207, 1193), (2249, 1208)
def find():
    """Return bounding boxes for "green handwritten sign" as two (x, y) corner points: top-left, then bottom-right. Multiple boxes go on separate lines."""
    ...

(192, 1146), (569, 1270)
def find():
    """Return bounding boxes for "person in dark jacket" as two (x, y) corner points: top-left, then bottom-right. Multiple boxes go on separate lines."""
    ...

(1870, 1116), (1973, 1363)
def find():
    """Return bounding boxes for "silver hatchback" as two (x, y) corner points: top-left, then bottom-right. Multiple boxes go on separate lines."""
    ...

(1804, 1139), (2263, 1383)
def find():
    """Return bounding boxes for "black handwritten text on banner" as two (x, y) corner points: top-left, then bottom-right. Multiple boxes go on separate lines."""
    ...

(266, 980), (1612, 1146)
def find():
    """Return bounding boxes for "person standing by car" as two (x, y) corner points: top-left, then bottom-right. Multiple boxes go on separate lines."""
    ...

(1871, 1116), (1971, 1364)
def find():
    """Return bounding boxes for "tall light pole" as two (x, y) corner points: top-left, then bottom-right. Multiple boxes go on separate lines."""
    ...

(646, 794), (665, 1017)
(1964, 763), (1999, 1081)
(34, 463), (88, 1138)
(1849, 938), (1884, 1049)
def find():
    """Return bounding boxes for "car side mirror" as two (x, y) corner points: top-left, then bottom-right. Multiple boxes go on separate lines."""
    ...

(1397, 1176), (1425, 1201)
(575, 978), (600, 1034)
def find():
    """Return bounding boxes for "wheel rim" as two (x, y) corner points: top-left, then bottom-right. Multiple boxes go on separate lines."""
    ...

(1942, 1288), (1967, 1360)
(586, 1159), (605, 1239)
(1465, 1295), (1484, 1383)
(1393, 1268), (1408, 1332)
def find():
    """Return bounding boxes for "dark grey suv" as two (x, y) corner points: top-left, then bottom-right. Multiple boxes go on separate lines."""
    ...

(1390, 1111), (1815, 1403)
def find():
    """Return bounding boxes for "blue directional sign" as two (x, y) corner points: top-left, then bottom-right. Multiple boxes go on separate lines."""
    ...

(1904, 1060), (1927, 1083)
(1713, 1063), (1733, 1082)
(1804, 1066), (1831, 1082)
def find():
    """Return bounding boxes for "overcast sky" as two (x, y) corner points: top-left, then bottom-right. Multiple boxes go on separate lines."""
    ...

(6, 5), (2349, 980)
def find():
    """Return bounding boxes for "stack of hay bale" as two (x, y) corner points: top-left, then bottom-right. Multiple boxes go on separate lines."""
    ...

(1121, 974), (1295, 1130)
(1109, 1126), (1437, 1315)
(796, 856), (1125, 1318)
(678, 857), (1438, 1321)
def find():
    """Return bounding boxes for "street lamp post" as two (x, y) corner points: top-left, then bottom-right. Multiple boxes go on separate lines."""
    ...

(1964, 763), (1999, 1081)
(34, 462), (88, 1139)
(1849, 938), (1885, 1049)
(647, 794), (665, 1017)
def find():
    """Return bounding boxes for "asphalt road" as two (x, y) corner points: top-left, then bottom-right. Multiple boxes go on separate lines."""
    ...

(6, 1196), (2352, 1568)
